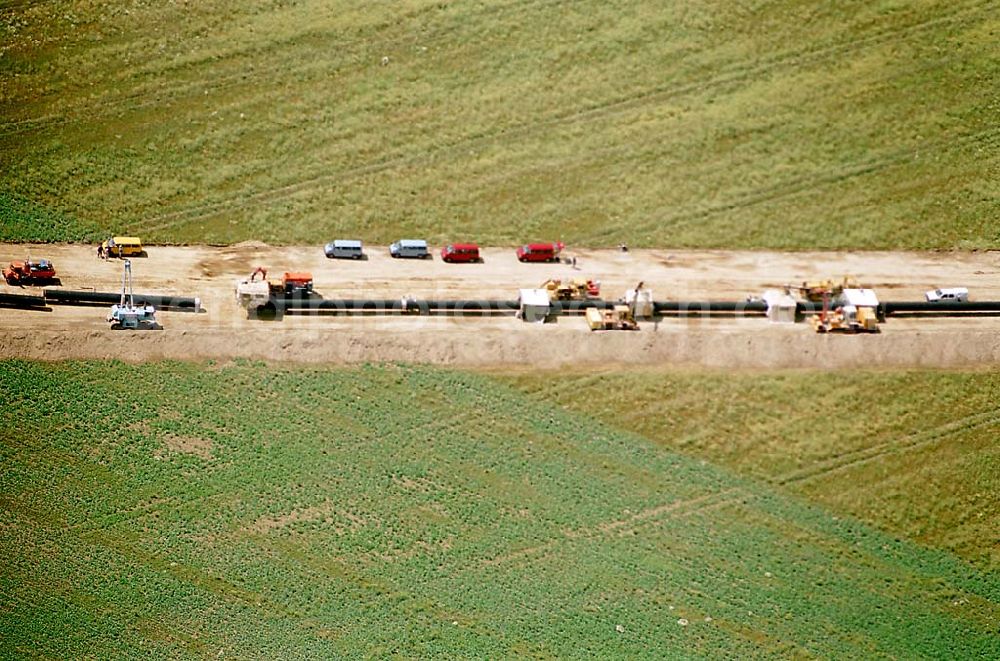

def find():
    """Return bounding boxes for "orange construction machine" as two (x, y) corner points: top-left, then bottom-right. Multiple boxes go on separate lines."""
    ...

(3, 258), (58, 285)
(280, 272), (313, 296)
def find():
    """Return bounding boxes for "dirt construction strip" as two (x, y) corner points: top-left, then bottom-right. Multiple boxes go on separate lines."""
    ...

(1, 243), (999, 368)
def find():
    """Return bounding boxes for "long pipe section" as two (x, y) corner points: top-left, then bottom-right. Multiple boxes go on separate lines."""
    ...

(43, 289), (202, 311)
(0, 292), (48, 308)
(881, 301), (1000, 314)
(17, 289), (1000, 318)
(795, 300), (1000, 315)
(654, 300), (768, 314)
(277, 297), (1000, 316)
(273, 297), (769, 315)
(276, 298), (521, 314)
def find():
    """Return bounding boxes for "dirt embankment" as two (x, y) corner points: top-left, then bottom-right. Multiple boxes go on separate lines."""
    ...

(2, 324), (999, 368)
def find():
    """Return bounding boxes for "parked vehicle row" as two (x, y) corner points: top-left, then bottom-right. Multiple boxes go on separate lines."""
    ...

(324, 240), (566, 263)
(90, 235), (566, 264)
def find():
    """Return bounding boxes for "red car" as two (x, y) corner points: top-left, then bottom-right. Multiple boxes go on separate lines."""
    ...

(516, 242), (564, 263)
(441, 243), (481, 263)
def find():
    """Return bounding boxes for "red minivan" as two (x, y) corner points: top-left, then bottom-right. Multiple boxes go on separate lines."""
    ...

(441, 243), (481, 263)
(516, 241), (564, 263)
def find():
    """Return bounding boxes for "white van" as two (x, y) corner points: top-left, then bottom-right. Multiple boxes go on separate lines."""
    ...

(324, 239), (364, 259)
(389, 239), (430, 259)
(925, 287), (969, 303)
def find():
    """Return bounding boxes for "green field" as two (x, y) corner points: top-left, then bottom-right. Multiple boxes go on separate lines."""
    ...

(2, 0), (998, 248)
(4, 4), (999, 657)
(2, 360), (998, 658)
(502, 369), (1000, 571)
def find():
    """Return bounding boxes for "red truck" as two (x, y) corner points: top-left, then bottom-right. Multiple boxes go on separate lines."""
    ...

(516, 242), (564, 263)
(441, 243), (481, 263)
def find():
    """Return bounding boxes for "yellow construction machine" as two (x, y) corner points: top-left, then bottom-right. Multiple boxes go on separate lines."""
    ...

(811, 305), (879, 333)
(585, 304), (638, 331)
(811, 288), (880, 333)
(585, 281), (644, 331)
(541, 278), (600, 301)
(793, 276), (860, 302)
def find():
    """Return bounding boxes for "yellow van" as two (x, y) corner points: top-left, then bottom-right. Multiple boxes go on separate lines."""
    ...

(102, 236), (144, 257)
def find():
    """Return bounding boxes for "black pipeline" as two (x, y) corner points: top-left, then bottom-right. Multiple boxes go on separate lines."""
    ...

(881, 301), (1000, 314)
(272, 297), (770, 316)
(43, 289), (203, 311)
(276, 298), (520, 315)
(0, 291), (48, 309)
(795, 300), (1000, 316)
(275, 297), (1000, 317)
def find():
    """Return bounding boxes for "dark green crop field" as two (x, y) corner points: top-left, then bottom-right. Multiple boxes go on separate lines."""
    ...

(2, 0), (998, 248)
(2, 361), (998, 658)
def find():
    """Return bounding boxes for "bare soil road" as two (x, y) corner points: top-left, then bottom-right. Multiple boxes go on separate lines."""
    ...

(2, 243), (998, 367)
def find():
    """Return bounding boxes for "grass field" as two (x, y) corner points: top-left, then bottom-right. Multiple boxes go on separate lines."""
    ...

(503, 369), (1000, 571)
(2, 360), (998, 658)
(2, 1), (998, 248)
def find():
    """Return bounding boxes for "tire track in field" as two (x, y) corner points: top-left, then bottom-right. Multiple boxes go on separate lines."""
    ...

(483, 487), (743, 567)
(133, 1), (990, 234)
(629, 125), (1000, 237)
(777, 405), (1000, 486)
(77, 528), (294, 616)
(140, 118), (998, 244)
(1, 0), (982, 156)
(5, 0), (986, 143)
(591, 488), (742, 538)
(0, 0), (51, 12)
(515, 0), (989, 138)
(0, 0), (560, 143)
(0, 0), (560, 139)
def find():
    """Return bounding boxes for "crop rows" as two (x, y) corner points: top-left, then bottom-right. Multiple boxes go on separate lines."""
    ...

(2, 0), (998, 248)
(503, 369), (1000, 570)
(0, 193), (98, 243)
(1, 360), (997, 658)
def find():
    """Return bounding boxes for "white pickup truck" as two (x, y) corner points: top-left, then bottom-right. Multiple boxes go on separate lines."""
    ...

(925, 287), (969, 302)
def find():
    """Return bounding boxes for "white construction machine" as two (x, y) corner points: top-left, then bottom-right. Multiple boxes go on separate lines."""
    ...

(235, 266), (315, 317)
(234, 266), (273, 315)
(108, 259), (160, 330)
(621, 281), (653, 318)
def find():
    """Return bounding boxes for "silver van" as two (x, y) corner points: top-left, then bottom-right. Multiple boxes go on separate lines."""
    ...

(389, 239), (430, 259)
(324, 239), (364, 259)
